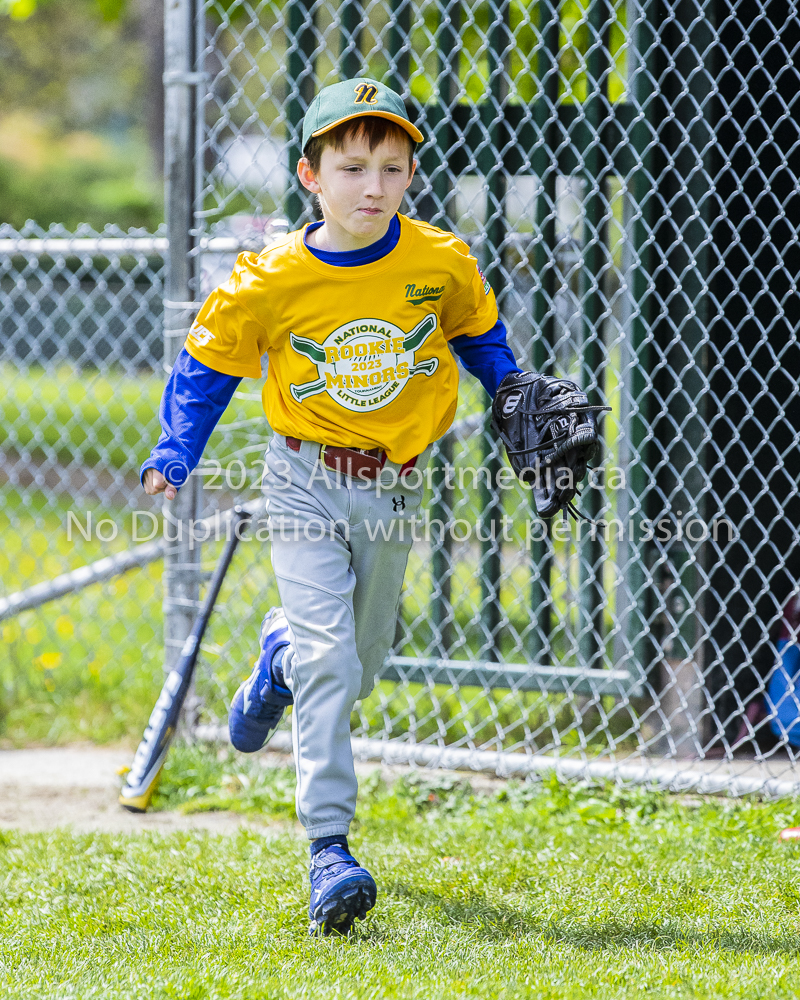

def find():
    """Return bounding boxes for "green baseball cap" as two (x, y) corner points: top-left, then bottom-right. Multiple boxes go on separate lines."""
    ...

(301, 77), (424, 152)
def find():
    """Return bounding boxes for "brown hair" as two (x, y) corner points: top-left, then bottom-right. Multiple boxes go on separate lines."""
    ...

(303, 115), (415, 175)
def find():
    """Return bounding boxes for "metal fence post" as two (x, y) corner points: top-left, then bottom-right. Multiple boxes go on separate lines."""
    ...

(479, 0), (511, 662)
(163, 0), (202, 700)
(427, 0), (462, 657)
(625, 0), (656, 682)
(528, 0), (560, 665)
(654, 0), (715, 756)
(577, 0), (610, 672)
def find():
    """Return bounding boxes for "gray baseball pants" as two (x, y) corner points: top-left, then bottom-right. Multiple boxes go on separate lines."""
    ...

(262, 434), (430, 839)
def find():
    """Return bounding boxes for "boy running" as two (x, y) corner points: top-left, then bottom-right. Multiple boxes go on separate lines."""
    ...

(142, 77), (521, 934)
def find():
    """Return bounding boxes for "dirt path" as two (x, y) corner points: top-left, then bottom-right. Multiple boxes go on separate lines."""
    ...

(0, 746), (292, 835)
(0, 745), (507, 835)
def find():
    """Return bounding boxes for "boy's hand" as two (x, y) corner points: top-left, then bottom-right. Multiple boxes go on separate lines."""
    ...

(143, 468), (178, 501)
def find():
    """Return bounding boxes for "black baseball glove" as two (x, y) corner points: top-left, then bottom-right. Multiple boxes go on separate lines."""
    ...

(491, 371), (610, 519)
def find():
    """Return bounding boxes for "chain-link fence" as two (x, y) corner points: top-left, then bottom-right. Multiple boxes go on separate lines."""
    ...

(0, 225), (163, 743)
(0, 224), (273, 744)
(2, 0), (799, 792)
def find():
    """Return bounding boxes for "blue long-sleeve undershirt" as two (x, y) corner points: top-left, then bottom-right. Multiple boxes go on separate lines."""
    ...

(141, 218), (522, 489)
(450, 321), (520, 398)
(139, 350), (242, 487)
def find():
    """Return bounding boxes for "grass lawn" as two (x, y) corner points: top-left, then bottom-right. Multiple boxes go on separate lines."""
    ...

(0, 491), (282, 747)
(0, 364), (268, 473)
(2, 746), (800, 999)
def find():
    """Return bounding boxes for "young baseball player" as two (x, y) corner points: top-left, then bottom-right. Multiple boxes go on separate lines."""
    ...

(141, 77), (522, 935)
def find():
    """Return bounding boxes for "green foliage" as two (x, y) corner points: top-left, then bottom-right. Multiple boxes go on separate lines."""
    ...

(0, 0), (129, 19)
(0, 139), (161, 231)
(3, 750), (800, 997)
(0, 495), (165, 746)
(0, 1), (142, 125)
(0, 490), (259, 746)
(0, 0), (161, 227)
(153, 744), (297, 817)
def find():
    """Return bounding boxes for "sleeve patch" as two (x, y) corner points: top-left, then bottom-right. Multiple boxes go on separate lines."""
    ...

(188, 321), (216, 347)
(477, 266), (491, 295)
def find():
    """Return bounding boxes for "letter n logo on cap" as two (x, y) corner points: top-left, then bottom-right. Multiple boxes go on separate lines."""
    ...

(354, 83), (379, 104)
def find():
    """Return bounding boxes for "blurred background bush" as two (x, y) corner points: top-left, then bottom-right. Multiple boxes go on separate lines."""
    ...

(0, 0), (163, 229)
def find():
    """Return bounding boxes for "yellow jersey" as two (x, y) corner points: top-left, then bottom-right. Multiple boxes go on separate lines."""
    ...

(185, 213), (498, 464)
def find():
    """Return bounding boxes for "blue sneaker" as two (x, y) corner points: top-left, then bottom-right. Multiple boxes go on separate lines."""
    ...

(229, 608), (293, 753)
(308, 843), (377, 936)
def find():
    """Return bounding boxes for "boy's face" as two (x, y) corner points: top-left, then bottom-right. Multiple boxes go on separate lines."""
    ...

(298, 131), (416, 249)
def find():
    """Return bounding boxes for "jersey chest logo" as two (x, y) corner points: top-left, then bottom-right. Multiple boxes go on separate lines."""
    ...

(288, 314), (439, 412)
